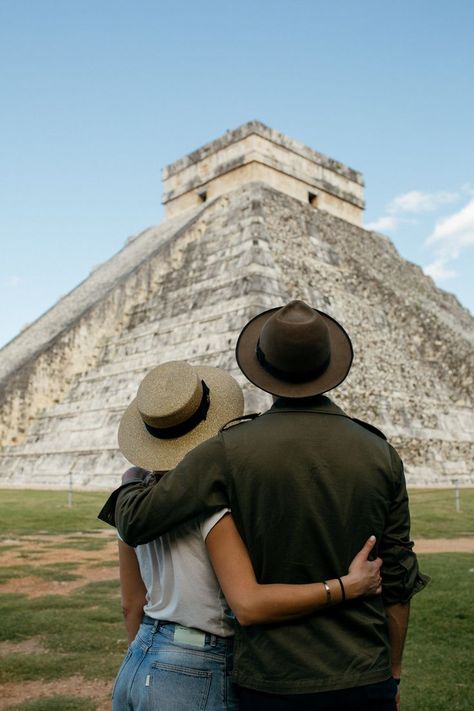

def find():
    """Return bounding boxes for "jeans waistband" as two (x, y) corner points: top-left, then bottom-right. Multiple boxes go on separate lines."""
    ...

(141, 615), (229, 648)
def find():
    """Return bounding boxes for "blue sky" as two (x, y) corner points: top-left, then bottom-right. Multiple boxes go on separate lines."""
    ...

(1, 0), (473, 348)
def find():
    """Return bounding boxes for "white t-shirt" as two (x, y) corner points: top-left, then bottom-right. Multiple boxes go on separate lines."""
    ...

(133, 508), (234, 637)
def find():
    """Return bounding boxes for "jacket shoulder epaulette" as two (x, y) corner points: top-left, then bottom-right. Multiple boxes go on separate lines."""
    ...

(351, 417), (387, 440)
(219, 413), (260, 432)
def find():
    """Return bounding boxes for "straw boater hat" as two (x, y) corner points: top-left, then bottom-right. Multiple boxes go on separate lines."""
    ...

(118, 361), (244, 470)
(235, 300), (353, 399)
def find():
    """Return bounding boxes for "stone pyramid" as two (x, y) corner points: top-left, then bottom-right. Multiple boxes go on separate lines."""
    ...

(0, 121), (472, 489)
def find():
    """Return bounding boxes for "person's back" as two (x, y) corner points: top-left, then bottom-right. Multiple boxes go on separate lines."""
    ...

(134, 511), (234, 637)
(105, 300), (428, 709)
(111, 361), (245, 711)
(218, 394), (410, 693)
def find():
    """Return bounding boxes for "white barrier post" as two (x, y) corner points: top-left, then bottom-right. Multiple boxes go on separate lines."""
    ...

(68, 473), (73, 508)
(453, 479), (461, 513)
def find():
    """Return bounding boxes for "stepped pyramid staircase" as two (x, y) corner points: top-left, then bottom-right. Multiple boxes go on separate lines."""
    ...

(0, 122), (472, 489)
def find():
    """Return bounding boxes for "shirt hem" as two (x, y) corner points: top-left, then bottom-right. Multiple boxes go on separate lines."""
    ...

(233, 665), (392, 694)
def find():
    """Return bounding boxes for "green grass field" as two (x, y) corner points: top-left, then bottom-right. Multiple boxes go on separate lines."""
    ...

(0, 490), (109, 536)
(1, 487), (472, 538)
(409, 487), (474, 539)
(0, 488), (473, 710)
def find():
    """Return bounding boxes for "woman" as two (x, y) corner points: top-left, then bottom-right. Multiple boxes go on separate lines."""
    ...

(112, 361), (382, 710)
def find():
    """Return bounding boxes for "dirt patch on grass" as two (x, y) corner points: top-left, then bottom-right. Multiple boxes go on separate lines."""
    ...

(414, 537), (474, 553)
(0, 534), (119, 598)
(0, 565), (119, 598)
(0, 534), (116, 567)
(0, 676), (113, 711)
(0, 637), (47, 656)
(0, 533), (120, 709)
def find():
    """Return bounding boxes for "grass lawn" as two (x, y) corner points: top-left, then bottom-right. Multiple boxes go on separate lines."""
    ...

(0, 579), (124, 682)
(2, 487), (473, 538)
(402, 553), (474, 710)
(0, 490), (110, 536)
(0, 488), (473, 710)
(408, 487), (474, 539)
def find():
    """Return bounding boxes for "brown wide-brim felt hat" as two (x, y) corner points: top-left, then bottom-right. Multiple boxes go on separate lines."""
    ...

(118, 361), (244, 470)
(235, 300), (353, 398)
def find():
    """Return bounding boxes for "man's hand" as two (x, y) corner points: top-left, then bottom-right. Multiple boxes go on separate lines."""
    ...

(121, 467), (148, 485)
(342, 536), (383, 599)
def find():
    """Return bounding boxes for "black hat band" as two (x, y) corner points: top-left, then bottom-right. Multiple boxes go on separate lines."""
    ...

(256, 341), (330, 383)
(144, 380), (210, 440)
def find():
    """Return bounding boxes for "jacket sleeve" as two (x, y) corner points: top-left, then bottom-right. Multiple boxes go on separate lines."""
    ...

(98, 436), (230, 546)
(380, 446), (430, 605)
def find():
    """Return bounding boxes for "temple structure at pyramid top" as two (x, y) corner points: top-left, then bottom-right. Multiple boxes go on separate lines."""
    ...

(162, 121), (365, 225)
(0, 121), (472, 490)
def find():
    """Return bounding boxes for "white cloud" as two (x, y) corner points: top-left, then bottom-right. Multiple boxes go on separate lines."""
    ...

(423, 198), (474, 282)
(365, 190), (473, 286)
(365, 188), (460, 235)
(423, 259), (457, 281)
(426, 199), (474, 251)
(364, 215), (398, 232)
(388, 190), (459, 214)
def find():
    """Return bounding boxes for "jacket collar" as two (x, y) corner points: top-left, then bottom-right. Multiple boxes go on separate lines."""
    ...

(267, 395), (347, 418)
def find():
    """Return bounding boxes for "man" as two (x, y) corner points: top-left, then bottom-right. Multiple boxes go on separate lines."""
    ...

(99, 300), (428, 710)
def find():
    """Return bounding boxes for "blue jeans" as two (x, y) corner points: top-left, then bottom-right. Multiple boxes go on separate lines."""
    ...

(112, 616), (239, 711)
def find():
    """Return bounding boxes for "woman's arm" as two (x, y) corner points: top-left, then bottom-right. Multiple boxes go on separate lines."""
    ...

(117, 540), (147, 643)
(206, 514), (382, 626)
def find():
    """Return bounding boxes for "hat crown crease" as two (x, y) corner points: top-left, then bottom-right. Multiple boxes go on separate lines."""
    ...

(137, 362), (202, 429)
(259, 305), (331, 374)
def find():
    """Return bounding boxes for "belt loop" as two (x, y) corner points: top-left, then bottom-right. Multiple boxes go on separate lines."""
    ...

(207, 633), (217, 647)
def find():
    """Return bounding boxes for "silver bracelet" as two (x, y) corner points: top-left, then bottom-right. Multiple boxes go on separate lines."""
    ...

(322, 581), (331, 605)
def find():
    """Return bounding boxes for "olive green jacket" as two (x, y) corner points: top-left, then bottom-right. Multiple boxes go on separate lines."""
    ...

(99, 396), (428, 693)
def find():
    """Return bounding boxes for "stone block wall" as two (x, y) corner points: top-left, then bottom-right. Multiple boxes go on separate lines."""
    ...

(0, 182), (472, 489)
